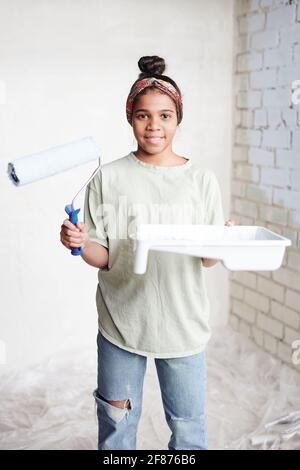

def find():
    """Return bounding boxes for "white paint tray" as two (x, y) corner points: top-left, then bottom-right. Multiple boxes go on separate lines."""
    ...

(129, 224), (291, 274)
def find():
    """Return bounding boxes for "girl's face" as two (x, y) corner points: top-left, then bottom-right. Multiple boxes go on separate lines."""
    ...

(131, 90), (178, 155)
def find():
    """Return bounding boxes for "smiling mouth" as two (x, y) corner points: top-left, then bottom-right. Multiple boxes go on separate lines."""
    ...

(144, 137), (164, 143)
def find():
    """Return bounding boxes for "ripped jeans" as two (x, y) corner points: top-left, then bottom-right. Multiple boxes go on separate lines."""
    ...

(93, 329), (208, 450)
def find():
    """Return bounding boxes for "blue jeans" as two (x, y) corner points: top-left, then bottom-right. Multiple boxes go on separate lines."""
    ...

(93, 329), (208, 450)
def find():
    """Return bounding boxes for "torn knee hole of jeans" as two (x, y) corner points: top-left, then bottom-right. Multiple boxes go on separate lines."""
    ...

(93, 391), (131, 424)
(94, 390), (131, 409)
(100, 395), (131, 410)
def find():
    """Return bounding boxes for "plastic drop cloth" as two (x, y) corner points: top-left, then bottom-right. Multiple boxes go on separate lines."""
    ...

(0, 325), (299, 450)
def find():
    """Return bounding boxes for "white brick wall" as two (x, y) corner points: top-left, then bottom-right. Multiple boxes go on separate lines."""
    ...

(231, 0), (300, 373)
(262, 129), (291, 148)
(254, 108), (268, 126)
(251, 69), (277, 88)
(251, 30), (279, 49)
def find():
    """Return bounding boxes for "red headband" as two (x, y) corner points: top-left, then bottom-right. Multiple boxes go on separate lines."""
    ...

(126, 77), (183, 125)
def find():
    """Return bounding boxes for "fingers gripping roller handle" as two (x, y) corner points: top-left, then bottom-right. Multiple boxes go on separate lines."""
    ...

(65, 204), (82, 256)
(63, 158), (101, 257)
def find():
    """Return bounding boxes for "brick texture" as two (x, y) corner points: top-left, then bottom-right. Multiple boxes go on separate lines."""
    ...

(231, 0), (300, 373)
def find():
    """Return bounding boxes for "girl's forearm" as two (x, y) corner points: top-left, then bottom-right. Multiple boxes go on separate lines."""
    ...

(81, 240), (109, 269)
(82, 242), (216, 269)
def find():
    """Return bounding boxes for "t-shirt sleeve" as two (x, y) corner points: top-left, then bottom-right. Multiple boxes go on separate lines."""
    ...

(203, 170), (225, 225)
(83, 171), (109, 249)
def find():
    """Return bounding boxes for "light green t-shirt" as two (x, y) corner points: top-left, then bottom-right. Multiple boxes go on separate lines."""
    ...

(83, 151), (224, 358)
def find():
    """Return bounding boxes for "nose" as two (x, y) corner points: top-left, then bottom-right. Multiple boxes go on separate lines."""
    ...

(146, 116), (161, 130)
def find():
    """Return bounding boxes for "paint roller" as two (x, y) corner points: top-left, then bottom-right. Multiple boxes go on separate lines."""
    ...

(7, 136), (101, 256)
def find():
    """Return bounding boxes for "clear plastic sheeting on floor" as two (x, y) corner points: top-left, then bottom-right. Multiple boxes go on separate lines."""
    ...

(0, 325), (299, 450)
(206, 326), (300, 450)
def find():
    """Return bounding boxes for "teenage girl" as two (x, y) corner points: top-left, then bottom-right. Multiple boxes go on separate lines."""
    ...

(60, 55), (233, 450)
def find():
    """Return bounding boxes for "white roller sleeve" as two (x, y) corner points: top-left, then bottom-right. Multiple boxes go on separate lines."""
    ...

(7, 136), (100, 186)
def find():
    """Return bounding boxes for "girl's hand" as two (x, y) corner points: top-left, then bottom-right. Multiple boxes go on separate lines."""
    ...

(225, 219), (235, 227)
(60, 220), (90, 250)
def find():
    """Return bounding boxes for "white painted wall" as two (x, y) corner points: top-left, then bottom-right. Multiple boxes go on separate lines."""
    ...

(0, 0), (233, 373)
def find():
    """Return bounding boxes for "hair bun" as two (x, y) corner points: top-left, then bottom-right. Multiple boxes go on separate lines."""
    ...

(138, 55), (166, 78)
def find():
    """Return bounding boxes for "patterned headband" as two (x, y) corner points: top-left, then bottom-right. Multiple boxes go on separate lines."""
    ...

(126, 77), (183, 125)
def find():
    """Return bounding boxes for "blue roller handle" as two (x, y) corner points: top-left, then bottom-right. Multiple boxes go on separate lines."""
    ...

(65, 204), (82, 256)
